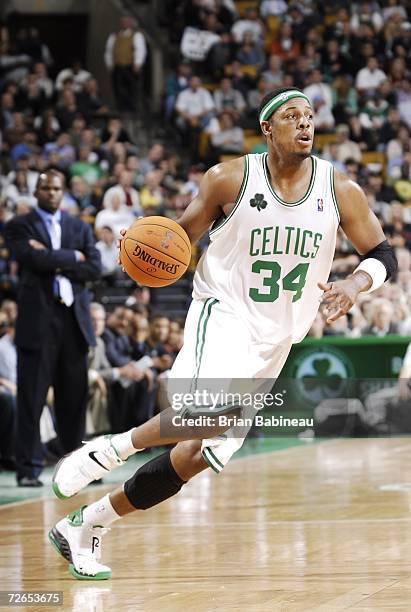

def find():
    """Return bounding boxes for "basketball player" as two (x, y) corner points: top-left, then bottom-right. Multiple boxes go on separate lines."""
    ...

(49, 87), (397, 579)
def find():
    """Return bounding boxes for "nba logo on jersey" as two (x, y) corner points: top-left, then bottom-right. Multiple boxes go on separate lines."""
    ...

(317, 198), (324, 211)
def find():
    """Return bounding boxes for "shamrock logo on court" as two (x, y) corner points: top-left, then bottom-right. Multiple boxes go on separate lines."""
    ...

(302, 358), (343, 392)
(250, 193), (267, 211)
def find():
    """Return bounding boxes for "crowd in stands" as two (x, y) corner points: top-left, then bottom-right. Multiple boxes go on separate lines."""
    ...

(0, 295), (185, 469)
(1, 1), (411, 468)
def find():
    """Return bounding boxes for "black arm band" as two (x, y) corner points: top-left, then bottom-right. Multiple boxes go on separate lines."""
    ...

(361, 239), (398, 281)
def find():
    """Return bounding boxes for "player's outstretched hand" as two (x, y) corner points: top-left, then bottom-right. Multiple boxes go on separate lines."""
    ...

(318, 279), (362, 324)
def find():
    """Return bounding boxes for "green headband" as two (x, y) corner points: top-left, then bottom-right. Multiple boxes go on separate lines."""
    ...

(259, 90), (311, 123)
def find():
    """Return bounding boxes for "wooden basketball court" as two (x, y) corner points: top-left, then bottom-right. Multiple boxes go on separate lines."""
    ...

(1, 438), (411, 611)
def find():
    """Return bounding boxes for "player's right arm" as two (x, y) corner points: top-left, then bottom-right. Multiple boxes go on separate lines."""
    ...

(177, 157), (245, 243)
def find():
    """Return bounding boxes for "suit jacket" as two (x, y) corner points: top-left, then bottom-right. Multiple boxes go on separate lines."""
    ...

(102, 327), (132, 367)
(361, 323), (399, 336)
(88, 336), (118, 382)
(5, 209), (101, 350)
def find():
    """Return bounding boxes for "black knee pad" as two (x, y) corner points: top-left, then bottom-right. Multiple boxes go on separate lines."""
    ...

(124, 449), (186, 510)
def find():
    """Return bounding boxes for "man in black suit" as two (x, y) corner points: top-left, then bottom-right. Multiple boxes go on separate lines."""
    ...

(5, 170), (101, 486)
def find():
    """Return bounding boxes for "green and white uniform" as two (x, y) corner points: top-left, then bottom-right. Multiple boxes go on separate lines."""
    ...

(170, 153), (340, 472)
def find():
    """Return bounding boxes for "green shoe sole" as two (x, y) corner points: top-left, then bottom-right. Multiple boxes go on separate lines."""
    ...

(68, 564), (111, 581)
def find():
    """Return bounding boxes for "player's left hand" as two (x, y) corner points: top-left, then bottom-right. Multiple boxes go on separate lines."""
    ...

(318, 279), (362, 324)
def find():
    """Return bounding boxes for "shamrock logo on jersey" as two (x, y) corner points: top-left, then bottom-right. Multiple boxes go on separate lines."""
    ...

(250, 193), (267, 211)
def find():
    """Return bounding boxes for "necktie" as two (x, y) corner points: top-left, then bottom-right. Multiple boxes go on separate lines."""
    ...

(49, 216), (74, 307)
(124, 187), (133, 207)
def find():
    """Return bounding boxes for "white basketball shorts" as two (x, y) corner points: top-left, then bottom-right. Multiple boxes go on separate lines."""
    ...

(168, 298), (292, 473)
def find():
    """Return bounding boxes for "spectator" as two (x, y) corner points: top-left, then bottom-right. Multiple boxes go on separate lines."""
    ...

(18, 72), (47, 116)
(104, 15), (147, 113)
(396, 78), (411, 130)
(387, 126), (411, 178)
(355, 57), (387, 95)
(69, 176), (95, 215)
(175, 75), (215, 158)
(2, 169), (37, 211)
(207, 31), (235, 80)
(102, 306), (154, 431)
(32, 62), (53, 99)
(102, 169), (141, 214)
(333, 124), (362, 164)
(139, 170), (165, 213)
(55, 88), (79, 130)
(322, 38), (349, 81)
(87, 303), (143, 434)
(331, 75), (358, 124)
(165, 61), (192, 120)
(208, 111), (244, 162)
(235, 31), (265, 71)
(359, 91), (389, 131)
(134, 315), (173, 373)
(10, 131), (38, 167)
(269, 22), (300, 62)
(103, 306), (135, 366)
(260, 0), (288, 19)
(77, 78), (108, 120)
(361, 298), (399, 336)
(247, 77), (271, 126)
(0, 318), (16, 471)
(55, 60), (92, 93)
(261, 55), (284, 88)
(312, 96), (335, 132)
(181, 164), (206, 200)
(69, 145), (104, 186)
(43, 132), (75, 170)
(213, 77), (246, 120)
(95, 191), (135, 239)
(348, 115), (375, 152)
(231, 7), (264, 45)
(0, 318), (17, 393)
(303, 69), (333, 116)
(380, 107), (405, 145)
(5, 154), (38, 195)
(322, 143), (346, 174)
(125, 154), (145, 189)
(95, 226), (119, 279)
(139, 143), (165, 175)
(350, 1), (383, 34)
(0, 300), (17, 324)
(35, 109), (60, 146)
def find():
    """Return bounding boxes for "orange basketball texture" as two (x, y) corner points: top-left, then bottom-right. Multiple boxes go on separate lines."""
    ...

(120, 216), (191, 287)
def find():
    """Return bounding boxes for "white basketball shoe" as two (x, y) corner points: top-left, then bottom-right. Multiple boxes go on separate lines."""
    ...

(52, 435), (124, 499)
(48, 505), (112, 580)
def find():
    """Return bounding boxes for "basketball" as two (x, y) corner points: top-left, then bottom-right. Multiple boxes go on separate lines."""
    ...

(119, 216), (191, 287)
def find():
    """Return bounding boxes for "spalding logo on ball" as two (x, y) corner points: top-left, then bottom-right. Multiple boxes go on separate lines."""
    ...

(120, 216), (192, 287)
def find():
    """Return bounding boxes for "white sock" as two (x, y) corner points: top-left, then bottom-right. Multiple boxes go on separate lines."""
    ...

(111, 429), (142, 460)
(82, 494), (121, 528)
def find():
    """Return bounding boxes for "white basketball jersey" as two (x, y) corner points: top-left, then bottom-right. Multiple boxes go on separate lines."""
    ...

(193, 153), (340, 344)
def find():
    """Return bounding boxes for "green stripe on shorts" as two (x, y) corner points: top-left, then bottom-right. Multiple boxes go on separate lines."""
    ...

(194, 298), (218, 380)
